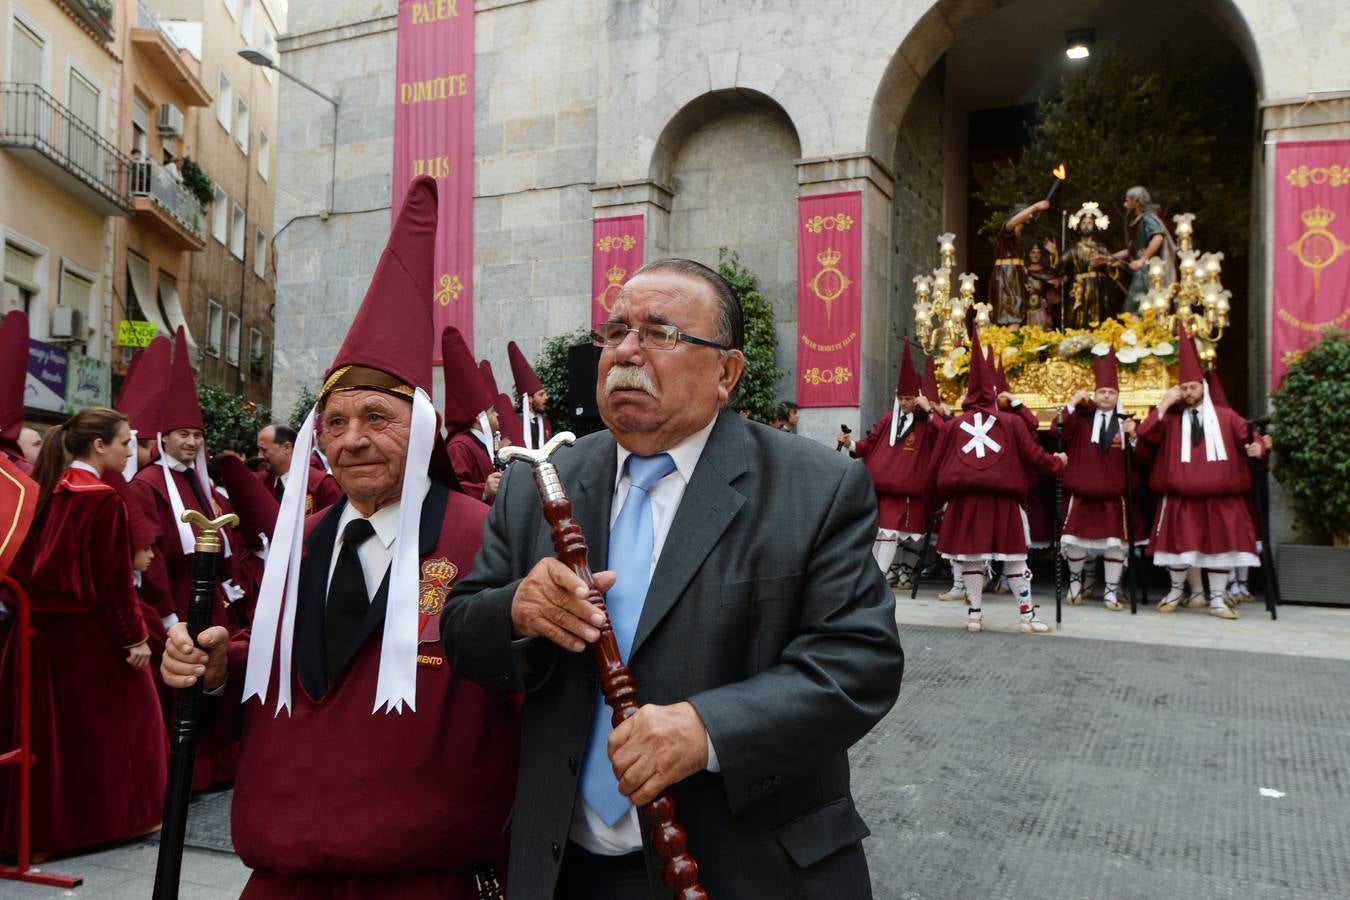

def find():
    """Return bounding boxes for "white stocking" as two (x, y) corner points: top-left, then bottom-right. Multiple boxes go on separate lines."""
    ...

(872, 535), (899, 576)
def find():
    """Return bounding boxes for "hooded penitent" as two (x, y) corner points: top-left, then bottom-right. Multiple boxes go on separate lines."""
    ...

(156, 327), (220, 557)
(507, 341), (544, 449)
(115, 335), (171, 478)
(1176, 322), (1226, 464)
(1093, 351), (1120, 392)
(216, 453), (279, 556)
(246, 175), (441, 716)
(889, 341), (923, 446)
(441, 327), (494, 437)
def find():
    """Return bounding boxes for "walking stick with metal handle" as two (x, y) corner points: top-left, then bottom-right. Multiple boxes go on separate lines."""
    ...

(1122, 420), (1141, 615)
(499, 434), (709, 900)
(1052, 409), (1065, 626)
(153, 510), (238, 900)
(1246, 421), (1279, 621)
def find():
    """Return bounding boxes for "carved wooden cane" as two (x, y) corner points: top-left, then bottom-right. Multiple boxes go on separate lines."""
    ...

(499, 434), (708, 900)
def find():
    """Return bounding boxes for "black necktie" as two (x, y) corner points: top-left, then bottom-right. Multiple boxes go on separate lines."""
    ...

(325, 518), (376, 685)
(1190, 409), (1204, 448)
(273, 477), (285, 501)
(182, 467), (210, 511)
(1097, 413), (1117, 453)
(897, 414), (911, 442)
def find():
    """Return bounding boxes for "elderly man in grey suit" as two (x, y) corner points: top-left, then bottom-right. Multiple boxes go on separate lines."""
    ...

(442, 258), (903, 899)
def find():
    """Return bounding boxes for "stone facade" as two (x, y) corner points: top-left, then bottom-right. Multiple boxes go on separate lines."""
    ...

(273, 0), (1350, 459)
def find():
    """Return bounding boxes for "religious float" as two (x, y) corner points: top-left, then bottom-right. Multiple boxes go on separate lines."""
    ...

(912, 214), (1231, 424)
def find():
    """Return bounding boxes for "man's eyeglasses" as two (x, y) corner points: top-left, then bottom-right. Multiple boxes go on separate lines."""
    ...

(591, 322), (732, 352)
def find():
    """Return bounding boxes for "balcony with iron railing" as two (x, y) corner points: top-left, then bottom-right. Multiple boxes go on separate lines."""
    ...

(129, 158), (207, 251)
(0, 82), (133, 217)
(130, 1), (211, 108)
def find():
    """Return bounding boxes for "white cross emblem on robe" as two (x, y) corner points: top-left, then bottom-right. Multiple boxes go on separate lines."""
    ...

(959, 412), (1002, 458)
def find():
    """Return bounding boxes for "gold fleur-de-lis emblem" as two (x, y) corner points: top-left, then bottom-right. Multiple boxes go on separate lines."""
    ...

(435, 274), (464, 306)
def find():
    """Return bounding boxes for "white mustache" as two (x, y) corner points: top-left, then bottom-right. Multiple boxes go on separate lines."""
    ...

(604, 366), (659, 398)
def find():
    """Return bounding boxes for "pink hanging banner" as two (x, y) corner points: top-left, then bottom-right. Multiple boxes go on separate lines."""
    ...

(1272, 140), (1350, 389)
(393, 0), (473, 362)
(591, 215), (644, 325)
(796, 191), (862, 407)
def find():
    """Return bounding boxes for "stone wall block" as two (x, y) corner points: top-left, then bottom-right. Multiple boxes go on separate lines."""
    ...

(502, 189), (562, 229)
(503, 114), (559, 153)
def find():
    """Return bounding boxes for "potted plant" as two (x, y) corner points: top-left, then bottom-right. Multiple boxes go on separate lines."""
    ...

(1270, 329), (1350, 604)
(180, 157), (215, 210)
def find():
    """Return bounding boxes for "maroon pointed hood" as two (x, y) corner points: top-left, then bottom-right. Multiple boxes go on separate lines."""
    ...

(1177, 321), (1204, 385)
(921, 352), (939, 402)
(216, 454), (278, 551)
(507, 341), (543, 397)
(494, 392), (525, 448)
(116, 336), (172, 435)
(321, 176), (438, 401)
(161, 327), (204, 433)
(0, 311), (29, 447)
(478, 359), (499, 398)
(1093, 352), (1119, 391)
(441, 327), (495, 434)
(962, 328), (996, 410)
(1205, 369), (1230, 409)
(897, 342), (921, 397)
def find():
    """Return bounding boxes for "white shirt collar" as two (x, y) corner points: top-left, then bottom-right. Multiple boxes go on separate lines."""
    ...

(164, 454), (192, 473)
(334, 499), (401, 551)
(613, 414), (718, 491)
(69, 460), (100, 476)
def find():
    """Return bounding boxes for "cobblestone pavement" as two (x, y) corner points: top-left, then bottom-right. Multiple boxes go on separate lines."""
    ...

(7, 613), (1349, 899)
(856, 622), (1350, 899)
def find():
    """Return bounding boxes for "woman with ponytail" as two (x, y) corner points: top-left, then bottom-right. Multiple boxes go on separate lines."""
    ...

(0, 407), (168, 855)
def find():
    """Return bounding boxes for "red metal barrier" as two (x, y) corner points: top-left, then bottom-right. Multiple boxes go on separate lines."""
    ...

(0, 575), (82, 888)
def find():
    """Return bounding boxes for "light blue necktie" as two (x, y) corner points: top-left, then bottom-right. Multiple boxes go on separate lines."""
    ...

(579, 452), (677, 826)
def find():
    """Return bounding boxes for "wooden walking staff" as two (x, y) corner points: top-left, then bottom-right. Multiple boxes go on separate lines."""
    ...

(498, 433), (709, 900)
(153, 510), (238, 900)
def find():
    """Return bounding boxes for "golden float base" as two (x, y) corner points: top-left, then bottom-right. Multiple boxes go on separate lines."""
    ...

(938, 357), (1172, 426)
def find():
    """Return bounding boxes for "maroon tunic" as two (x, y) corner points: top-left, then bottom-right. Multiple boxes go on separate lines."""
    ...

(1058, 404), (1148, 545)
(1136, 404), (1259, 559)
(446, 431), (495, 503)
(0, 468), (167, 854)
(0, 443), (31, 476)
(215, 484), (519, 897)
(850, 409), (940, 534)
(929, 406), (1065, 558)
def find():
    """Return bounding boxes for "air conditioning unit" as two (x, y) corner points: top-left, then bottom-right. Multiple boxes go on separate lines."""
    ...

(157, 103), (185, 137)
(50, 305), (87, 341)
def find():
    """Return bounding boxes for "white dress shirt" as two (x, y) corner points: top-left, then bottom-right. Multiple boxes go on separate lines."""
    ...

(325, 501), (400, 601)
(571, 416), (721, 855)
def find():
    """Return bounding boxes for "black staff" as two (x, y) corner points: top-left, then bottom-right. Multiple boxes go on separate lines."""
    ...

(1246, 421), (1280, 621)
(1121, 414), (1143, 614)
(910, 509), (943, 601)
(153, 510), (237, 900)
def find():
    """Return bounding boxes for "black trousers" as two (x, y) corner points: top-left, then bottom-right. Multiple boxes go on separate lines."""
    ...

(555, 841), (651, 900)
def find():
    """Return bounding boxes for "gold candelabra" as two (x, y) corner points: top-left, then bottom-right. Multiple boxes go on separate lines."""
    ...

(1137, 212), (1229, 363)
(914, 232), (983, 354)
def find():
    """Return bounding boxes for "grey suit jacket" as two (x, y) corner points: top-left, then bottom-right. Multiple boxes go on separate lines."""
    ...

(442, 410), (903, 899)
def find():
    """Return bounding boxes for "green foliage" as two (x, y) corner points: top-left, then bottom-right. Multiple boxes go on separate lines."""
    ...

(1271, 330), (1350, 544)
(180, 156), (215, 210)
(289, 384), (319, 428)
(533, 327), (594, 436)
(718, 248), (783, 422)
(975, 52), (1251, 260)
(199, 383), (271, 452)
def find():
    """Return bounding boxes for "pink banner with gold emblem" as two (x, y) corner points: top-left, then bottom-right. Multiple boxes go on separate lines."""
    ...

(1272, 140), (1350, 389)
(797, 192), (862, 407)
(592, 215), (644, 325)
(393, 0), (473, 362)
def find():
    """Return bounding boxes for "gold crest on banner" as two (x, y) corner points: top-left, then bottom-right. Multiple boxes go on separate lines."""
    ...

(596, 266), (625, 314)
(1287, 206), (1349, 303)
(595, 234), (636, 252)
(810, 249), (851, 327)
(435, 273), (464, 306)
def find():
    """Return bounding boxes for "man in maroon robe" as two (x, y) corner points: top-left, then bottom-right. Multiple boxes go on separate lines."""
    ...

(161, 177), (518, 898)
(1058, 353), (1148, 610)
(255, 423), (343, 512)
(838, 342), (941, 588)
(508, 340), (553, 450)
(927, 328), (1067, 633)
(0, 311), (33, 475)
(1135, 326), (1266, 619)
(442, 327), (503, 504)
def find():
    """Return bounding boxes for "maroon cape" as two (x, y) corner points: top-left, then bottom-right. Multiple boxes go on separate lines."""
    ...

(928, 405), (1064, 557)
(0, 468), (167, 854)
(850, 409), (941, 534)
(1058, 404), (1149, 544)
(210, 482), (519, 898)
(258, 465), (343, 514)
